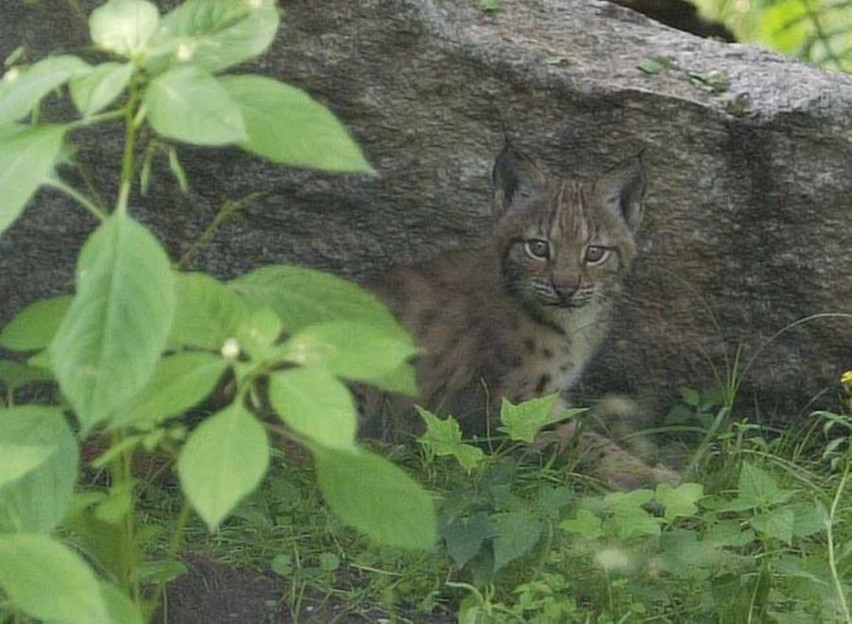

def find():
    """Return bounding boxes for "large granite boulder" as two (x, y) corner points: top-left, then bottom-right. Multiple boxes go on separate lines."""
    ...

(1, 0), (850, 419)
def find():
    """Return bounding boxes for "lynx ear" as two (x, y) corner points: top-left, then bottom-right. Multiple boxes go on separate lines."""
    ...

(491, 144), (546, 216)
(594, 152), (647, 232)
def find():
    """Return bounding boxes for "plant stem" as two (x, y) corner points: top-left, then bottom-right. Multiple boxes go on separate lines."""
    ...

(117, 81), (142, 215)
(109, 430), (140, 603)
(45, 178), (108, 221)
(176, 193), (261, 270)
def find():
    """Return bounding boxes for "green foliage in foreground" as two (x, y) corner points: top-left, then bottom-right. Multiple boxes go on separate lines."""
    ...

(0, 1), (435, 622)
(158, 391), (850, 623)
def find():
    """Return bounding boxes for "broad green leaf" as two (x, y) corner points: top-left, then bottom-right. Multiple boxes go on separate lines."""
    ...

(560, 508), (605, 540)
(178, 403), (269, 530)
(440, 511), (493, 568)
(280, 320), (416, 385)
(737, 461), (795, 508)
(101, 582), (145, 624)
(170, 272), (250, 350)
(0, 534), (109, 624)
(313, 446), (436, 549)
(0, 56), (89, 125)
(789, 502), (825, 538)
(658, 529), (726, 575)
(219, 75), (373, 173)
(0, 360), (54, 391)
(70, 62), (133, 117)
(49, 213), (175, 431)
(89, 0), (160, 57)
(0, 124), (67, 234)
(0, 406), (78, 534)
(417, 407), (484, 473)
(0, 443), (55, 489)
(368, 361), (418, 396)
(655, 482), (704, 521)
(110, 351), (228, 428)
(235, 307), (283, 361)
(231, 265), (403, 334)
(269, 367), (357, 450)
(0, 295), (72, 351)
(144, 64), (246, 146)
(498, 394), (568, 443)
(492, 509), (542, 573)
(751, 507), (795, 545)
(150, 0), (279, 73)
(604, 489), (662, 539)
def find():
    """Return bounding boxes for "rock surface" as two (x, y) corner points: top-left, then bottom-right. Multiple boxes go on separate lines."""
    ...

(1, 0), (850, 418)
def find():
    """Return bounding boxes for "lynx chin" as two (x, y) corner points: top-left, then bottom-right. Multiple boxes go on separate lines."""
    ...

(360, 145), (678, 489)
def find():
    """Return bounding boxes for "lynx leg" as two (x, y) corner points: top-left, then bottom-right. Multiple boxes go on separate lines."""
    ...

(550, 419), (680, 490)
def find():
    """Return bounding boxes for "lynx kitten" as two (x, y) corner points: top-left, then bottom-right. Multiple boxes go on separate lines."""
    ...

(364, 146), (678, 489)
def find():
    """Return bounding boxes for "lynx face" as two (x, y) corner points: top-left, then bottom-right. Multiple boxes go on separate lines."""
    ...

(492, 147), (646, 321)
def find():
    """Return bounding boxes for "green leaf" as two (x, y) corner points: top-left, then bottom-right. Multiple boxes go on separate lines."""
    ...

(89, 0), (160, 57)
(636, 57), (663, 75)
(101, 582), (145, 624)
(0, 406), (78, 534)
(367, 362), (418, 397)
(658, 529), (725, 575)
(0, 360), (54, 391)
(280, 320), (416, 385)
(751, 507), (795, 545)
(234, 307), (283, 361)
(0, 56), (89, 125)
(440, 512), (493, 568)
(313, 446), (436, 549)
(0, 534), (109, 624)
(69, 62), (133, 117)
(0, 124), (68, 234)
(49, 213), (175, 431)
(144, 64), (247, 146)
(218, 75), (373, 173)
(737, 462), (795, 508)
(232, 265), (403, 331)
(417, 407), (484, 473)
(150, 0), (279, 73)
(492, 509), (542, 573)
(0, 443), (55, 489)
(169, 272), (250, 350)
(655, 482), (704, 521)
(789, 502), (825, 538)
(110, 351), (228, 429)
(178, 403), (269, 531)
(0, 295), (72, 351)
(268, 367), (357, 450)
(560, 509), (605, 540)
(603, 489), (662, 539)
(498, 394), (571, 443)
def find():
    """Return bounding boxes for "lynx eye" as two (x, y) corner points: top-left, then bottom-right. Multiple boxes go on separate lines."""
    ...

(524, 239), (550, 260)
(584, 245), (610, 264)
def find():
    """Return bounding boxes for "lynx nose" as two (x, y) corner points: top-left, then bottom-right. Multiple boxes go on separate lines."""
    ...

(553, 279), (579, 299)
(552, 279), (581, 306)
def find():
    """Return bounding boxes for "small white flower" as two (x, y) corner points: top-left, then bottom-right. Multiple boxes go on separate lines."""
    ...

(221, 338), (240, 359)
(3, 67), (20, 84)
(176, 42), (195, 62)
(248, 0), (265, 9)
(594, 547), (631, 572)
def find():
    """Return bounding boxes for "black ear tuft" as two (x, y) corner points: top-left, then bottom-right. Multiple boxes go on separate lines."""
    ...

(594, 151), (647, 232)
(491, 144), (546, 216)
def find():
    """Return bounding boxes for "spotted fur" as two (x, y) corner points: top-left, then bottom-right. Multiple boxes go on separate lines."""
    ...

(363, 146), (677, 488)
